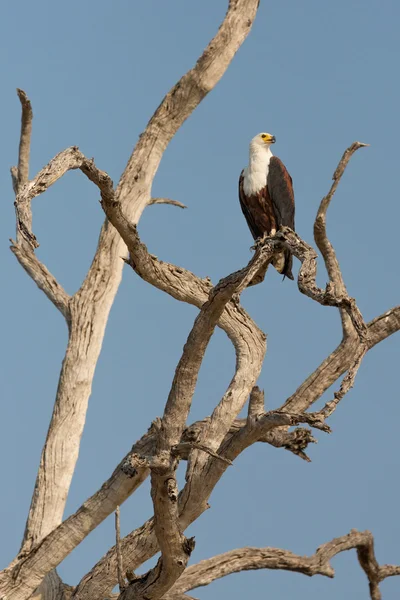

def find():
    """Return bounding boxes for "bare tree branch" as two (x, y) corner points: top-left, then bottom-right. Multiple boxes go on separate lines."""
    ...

(172, 442), (233, 465)
(149, 198), (187, 209)
(163, 530), (400, 600)
(9, 243), (71, 320)
(15, 88), (33, 191)
(119, 471), (195, 600)
(115, 508), (125, 592)
(282, 304), (400, 416)
(317, 342), (367, 419)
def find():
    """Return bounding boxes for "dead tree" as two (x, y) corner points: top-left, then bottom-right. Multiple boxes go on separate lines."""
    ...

(1, 2), (399, 600)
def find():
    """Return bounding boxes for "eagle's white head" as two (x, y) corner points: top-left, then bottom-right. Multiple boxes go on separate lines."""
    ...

(244, 132), (276, 195)
(250, 132), (276, 152)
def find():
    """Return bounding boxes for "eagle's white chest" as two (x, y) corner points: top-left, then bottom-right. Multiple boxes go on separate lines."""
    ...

(243, 148), (273, 196)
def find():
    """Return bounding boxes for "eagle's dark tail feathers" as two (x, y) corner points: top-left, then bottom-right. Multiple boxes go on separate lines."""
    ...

(282, 250), (294, 281)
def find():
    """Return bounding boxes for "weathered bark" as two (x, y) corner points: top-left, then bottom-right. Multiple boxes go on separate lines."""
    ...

(2, 4), (399, 600)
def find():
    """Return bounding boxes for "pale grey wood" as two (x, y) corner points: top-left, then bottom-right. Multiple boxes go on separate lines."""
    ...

(1, 3), (261, 600)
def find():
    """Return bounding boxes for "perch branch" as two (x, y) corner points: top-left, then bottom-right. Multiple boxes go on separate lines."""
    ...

(163, 530), (400, 600)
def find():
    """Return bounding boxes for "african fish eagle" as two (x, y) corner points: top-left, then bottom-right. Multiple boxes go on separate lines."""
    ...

(239, 132), (295, 280)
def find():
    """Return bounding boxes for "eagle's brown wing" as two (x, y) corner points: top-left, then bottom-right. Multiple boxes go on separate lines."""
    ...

(267, 156), (295, 230)
(267, 156), (295, 280)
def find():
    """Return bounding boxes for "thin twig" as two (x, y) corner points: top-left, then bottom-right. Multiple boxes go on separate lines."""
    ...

(172, 442), (233, 465)
(115, 507), (125, 592)
(149, 197), (187, 209)
(10, 166), (19, 195)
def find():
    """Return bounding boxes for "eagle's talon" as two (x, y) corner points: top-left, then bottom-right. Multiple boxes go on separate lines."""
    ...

(251, 234), (268, 251)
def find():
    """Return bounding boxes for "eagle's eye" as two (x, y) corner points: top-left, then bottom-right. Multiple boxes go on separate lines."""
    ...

(261, 134), (266, 139)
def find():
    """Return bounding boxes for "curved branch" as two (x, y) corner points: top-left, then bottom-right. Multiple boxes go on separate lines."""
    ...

(314, 141), (368, 292)
(14, 146), (113, 250)
(9, 243), (71, 320)
(314, 141), (368, 336)
(149, 198), (187, 209)
(163, 530), (400, 600)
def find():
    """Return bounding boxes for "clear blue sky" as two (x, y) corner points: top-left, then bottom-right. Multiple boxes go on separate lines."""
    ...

(1, 1), (400, 598)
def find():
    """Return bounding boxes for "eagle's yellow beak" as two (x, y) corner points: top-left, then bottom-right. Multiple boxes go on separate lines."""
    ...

(268, 135), (276, 144)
